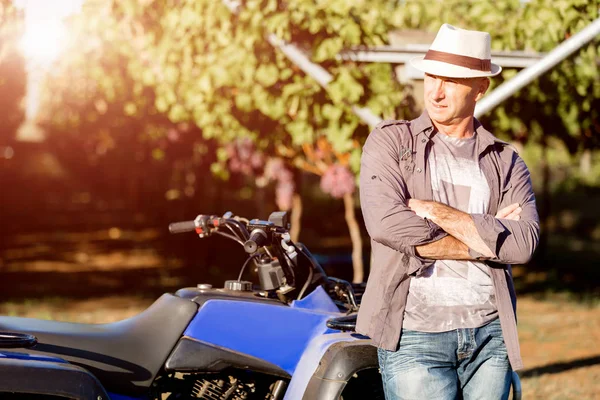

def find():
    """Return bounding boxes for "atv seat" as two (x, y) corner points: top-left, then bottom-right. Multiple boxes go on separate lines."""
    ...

(0, 294), (197, 396)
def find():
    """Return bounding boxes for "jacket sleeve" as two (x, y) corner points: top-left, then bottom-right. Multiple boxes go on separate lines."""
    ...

(470, 153), (540, 265)
(359, 124), (448, 269)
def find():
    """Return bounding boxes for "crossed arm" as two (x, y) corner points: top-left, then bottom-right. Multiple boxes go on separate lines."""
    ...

(411, 201), (522, 260)
(408, 155), (540, 264)
(360, 125), (539, 272)
(360, 125), (540, 268)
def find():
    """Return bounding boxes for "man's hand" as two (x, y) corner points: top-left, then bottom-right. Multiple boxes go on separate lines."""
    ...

(496, 203), (522, 221)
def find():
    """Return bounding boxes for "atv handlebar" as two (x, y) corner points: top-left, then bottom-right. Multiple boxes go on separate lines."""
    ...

(168, 212), (299, 294)
(245, 229), (268, 254)
(169, 215), (224, 238)
(168, 220), (198, 234)
(168, 211), (357, 309)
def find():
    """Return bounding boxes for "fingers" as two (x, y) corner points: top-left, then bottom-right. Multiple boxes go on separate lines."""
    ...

(495, 203), (520, 218)
(503, 206), (522, 221)
(506, 207), (522, 220)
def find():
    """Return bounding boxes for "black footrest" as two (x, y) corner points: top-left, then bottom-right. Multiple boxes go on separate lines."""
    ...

(326, 314), (357, 332)
(0, 332), (38, 349)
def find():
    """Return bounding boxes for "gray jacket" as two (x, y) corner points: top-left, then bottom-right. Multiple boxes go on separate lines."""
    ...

(356, 112), (540, 371)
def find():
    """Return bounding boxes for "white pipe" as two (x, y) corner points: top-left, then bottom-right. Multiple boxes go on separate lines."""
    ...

(339, 47), (545, 68)
(268, 34), (383, 126)
(267, 34), (333, 87)
(475, 17), (600, 117)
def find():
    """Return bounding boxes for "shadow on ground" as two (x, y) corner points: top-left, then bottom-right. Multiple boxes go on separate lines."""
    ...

(519, 355), (600, 378)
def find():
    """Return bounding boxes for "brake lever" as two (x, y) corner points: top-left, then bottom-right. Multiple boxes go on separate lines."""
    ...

(194, 214), (223, 238)
(328, 277), (359, 312)
(279, 232), (297, 266)
(192, 215), (209, 238)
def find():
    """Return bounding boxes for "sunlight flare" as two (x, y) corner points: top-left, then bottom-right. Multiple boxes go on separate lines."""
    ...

(13, 0), (85, 141)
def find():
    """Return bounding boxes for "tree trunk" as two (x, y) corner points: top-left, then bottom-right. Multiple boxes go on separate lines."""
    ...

(290, 193), (302, 242)
(256, 185), (266, 219)
(289, 168), (303, 242)
(538, 136), (551, 263)
(343, 192), (363, 283)
(580, 149), (591, 175)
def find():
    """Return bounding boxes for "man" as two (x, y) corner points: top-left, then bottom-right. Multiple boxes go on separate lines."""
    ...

(357, 24), (539, 400)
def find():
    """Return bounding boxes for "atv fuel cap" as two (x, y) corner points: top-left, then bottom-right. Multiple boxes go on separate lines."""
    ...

(196, 283), (213, 290)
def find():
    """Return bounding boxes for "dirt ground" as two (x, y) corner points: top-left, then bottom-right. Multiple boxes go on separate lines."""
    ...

(516, 297), (600, 399)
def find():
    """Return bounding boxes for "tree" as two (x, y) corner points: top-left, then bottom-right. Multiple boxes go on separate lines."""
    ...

(287, 138), (365, 282)
(36, 2), (217, 219)
(111, 0), (410, 282)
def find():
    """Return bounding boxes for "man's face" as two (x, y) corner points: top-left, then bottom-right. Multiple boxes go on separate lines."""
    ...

(423, 73), (490, 126)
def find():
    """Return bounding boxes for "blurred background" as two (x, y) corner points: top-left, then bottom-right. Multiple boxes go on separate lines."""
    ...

(0, 0), (598, 398)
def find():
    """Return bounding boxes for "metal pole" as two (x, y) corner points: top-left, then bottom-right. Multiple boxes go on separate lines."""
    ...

(268, 34), (383, 126)
(339, 46), (545, 69)
(267, 34), (333, 87)
(475, 17), (600, 118)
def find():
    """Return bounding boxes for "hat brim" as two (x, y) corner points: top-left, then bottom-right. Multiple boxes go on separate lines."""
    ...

(410, 57), (502, 78)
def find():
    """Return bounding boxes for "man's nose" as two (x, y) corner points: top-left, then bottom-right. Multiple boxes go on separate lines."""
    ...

(430, 78), (445, 100)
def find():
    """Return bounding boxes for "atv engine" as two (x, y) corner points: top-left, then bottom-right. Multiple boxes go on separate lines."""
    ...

(192, 376), (254, 399)
(154, 372), (287, 400)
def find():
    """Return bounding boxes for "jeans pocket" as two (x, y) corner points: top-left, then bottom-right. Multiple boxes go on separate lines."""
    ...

(485, 318), (504, 337)
(378, 346), (416, 376)
(480, 319), (510, 368)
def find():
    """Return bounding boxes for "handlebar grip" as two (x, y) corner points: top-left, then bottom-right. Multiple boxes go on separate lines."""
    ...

(244, 229), (268, 253)
(168, 220), (197, 234)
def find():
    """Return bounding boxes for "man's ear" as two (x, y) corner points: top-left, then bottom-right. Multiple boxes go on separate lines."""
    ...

(475, 77), (490, 102)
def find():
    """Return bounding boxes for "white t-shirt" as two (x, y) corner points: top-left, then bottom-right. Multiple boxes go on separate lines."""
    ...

(403, 132), (498, 332)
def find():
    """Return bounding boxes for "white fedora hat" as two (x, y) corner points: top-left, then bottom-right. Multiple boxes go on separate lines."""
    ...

(410, 24), (502, 78)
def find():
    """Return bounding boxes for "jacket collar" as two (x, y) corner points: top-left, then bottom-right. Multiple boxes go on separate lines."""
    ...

(411, 110), (510, 148)
(411, 111), (435, 138)
(474, 119), (510, 147)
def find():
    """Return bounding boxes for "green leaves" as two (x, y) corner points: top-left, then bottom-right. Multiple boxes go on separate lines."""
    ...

(327, 69), (364, 104)
(287, 120), (314, 146)
(35, 0), (410, 188)
(130, 0), (406, 162)
(255, 64), (280, 87)
(313, 37), (344, 62)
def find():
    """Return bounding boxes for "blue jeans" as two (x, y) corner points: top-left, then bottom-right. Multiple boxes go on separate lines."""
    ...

(377, 318), (511, 400)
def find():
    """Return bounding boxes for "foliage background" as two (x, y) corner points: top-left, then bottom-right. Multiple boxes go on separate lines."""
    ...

(0, 0), (598, 302)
